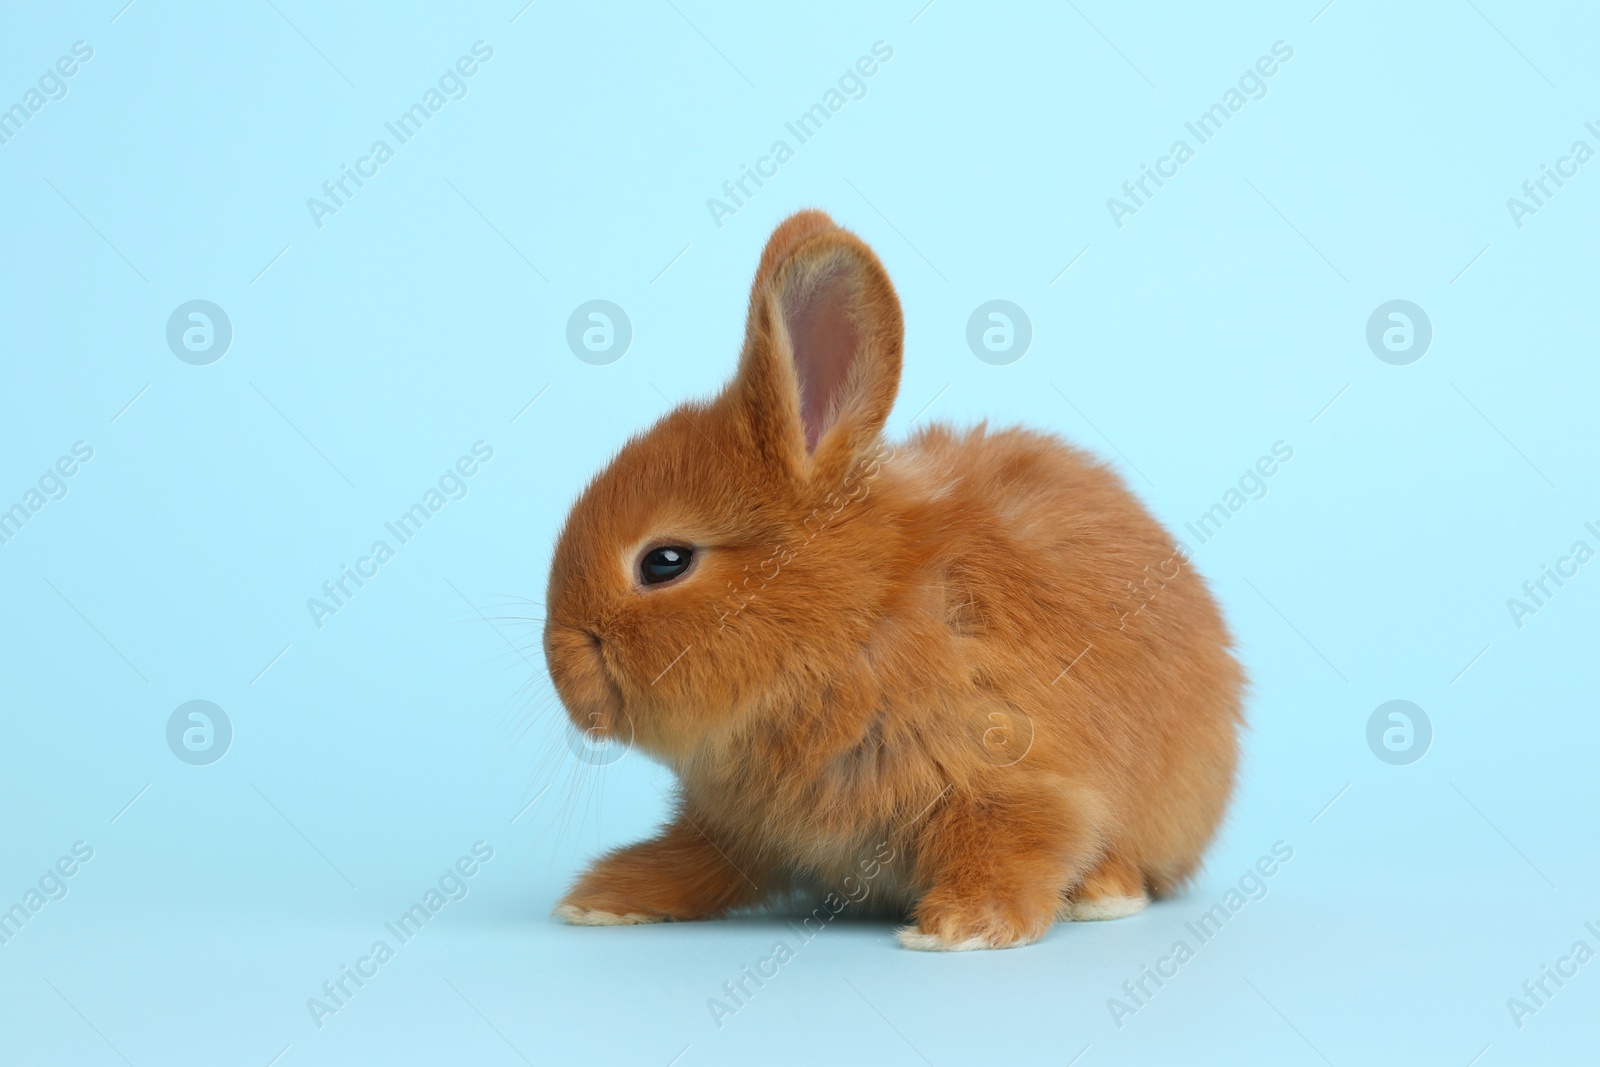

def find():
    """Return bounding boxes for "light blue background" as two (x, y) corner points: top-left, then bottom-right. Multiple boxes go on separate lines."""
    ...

(2, 1), (1596, 1064)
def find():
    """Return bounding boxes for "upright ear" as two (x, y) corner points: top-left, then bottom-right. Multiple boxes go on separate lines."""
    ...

(726, 210), (903, 484)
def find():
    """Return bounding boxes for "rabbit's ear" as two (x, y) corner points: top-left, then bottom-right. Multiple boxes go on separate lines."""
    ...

(728, 211), (904, 481)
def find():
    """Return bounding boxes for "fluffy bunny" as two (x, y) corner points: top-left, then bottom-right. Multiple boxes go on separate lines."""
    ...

(545, 210), (1243, 950)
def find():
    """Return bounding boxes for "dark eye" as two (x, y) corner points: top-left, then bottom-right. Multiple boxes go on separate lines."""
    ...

(641, 546), (693, 585)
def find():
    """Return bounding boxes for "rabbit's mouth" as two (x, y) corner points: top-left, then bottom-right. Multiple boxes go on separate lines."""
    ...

(545, 623), (629, 740)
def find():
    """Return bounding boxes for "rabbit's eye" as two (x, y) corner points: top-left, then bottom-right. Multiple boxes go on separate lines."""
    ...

(641, 546), (693, 585)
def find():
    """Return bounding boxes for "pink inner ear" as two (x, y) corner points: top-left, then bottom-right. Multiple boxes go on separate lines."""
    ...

(783, 269), (859, 452)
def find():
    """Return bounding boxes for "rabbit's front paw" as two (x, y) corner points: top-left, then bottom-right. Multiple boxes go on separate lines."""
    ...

(553, 819), (770, 926)
(552, 878), (680, 926)
(552, 899), (667, 926)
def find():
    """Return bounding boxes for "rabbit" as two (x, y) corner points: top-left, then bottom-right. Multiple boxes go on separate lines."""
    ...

(544, 209), (1244, 950)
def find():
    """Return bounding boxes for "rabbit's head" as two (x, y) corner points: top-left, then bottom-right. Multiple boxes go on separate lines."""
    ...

(544, 211), (905, 763)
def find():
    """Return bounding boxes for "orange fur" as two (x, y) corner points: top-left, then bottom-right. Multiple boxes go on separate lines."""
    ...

(545, 210), (1244, 950)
